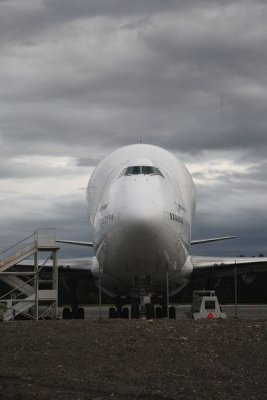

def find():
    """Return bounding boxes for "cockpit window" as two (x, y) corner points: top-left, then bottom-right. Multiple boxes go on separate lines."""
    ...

(125, 166), (141, 175)
(120, 166), (164, 177)
(142, 166), (154, 174)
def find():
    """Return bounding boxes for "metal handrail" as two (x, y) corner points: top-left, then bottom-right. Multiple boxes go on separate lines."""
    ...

(0, 250), (54, 300)
(0, 301), (35, 321)
(0, 277), (34, 300)
(0, 230), (58, 321)
(0, 233), (36, 259)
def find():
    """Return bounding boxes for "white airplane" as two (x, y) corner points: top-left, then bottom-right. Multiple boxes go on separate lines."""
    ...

(56, 143), (267, 319)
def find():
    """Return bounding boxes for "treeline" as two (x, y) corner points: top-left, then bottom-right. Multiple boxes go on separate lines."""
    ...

(174, 271), (267, 304)
(0, 271), (267, 306)
(58, 270), (267, 305)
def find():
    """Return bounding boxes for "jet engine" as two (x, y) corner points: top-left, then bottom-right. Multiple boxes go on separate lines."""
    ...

(241, 272), (256, 285)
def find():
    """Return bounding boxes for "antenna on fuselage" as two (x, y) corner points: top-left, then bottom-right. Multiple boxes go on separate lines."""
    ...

(136, 139), (143, 144)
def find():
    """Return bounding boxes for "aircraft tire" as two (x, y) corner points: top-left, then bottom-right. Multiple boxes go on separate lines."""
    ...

(131, 303), (139, 319)
(63, 307), (71, 320)
(109, 307), (116, 319)
(155, 306), (162, 319)
(76, 307), (85, 319)
(169, 306), (176, 319)
(161, 306), (167, 318)
(121, 307), (129, 319)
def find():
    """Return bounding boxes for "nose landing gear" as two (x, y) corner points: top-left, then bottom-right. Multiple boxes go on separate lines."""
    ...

(108, 274), (176, 319)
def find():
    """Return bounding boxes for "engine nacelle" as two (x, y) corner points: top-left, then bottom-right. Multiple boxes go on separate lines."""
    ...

(241, 272), (256, 285)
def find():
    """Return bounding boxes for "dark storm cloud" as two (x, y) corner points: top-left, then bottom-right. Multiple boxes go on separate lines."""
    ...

(1, 0), (267, 257)
(0, 158), (80, 179)
(0, 0), (180, 44)
(75, 157), (101, 167)
(0, 193), (93, 258)
(191, 159), (267, 192)
(1, 1), (267, 156)
(191, 217), (267, 258)
(0, 0), (220, 40)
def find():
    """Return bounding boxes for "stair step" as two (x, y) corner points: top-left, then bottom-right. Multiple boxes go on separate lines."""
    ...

(0, 242), (37, 272)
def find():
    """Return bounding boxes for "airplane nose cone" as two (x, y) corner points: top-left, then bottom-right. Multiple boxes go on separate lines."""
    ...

(122, 198), (162, 241)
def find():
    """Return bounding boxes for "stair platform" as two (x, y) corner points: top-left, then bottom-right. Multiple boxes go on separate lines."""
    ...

(0, 229), (59, 321)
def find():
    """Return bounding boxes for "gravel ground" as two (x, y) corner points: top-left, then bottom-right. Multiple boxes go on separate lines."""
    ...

(0, 319), (266, 400)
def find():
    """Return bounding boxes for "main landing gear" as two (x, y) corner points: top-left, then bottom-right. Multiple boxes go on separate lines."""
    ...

(108, 299), (176, 319)
(62, 280), (85, 320)
(108, 295), (129, 318)
(155, 305), (176, 319)
(108, 275), (177, 319)
(62, 306), (85, 320)
(108, 306), (129, 319)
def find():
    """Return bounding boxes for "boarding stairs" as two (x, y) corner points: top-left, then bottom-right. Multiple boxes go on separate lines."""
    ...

(0, 242), (38, 272)
(0, 229), (59, 321)
(1, 275), (34, 297)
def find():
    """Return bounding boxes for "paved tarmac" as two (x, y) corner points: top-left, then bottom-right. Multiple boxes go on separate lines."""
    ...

(60, 304), (267, 320)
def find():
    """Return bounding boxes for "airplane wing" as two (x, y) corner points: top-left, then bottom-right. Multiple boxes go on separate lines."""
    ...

(190, 255), (267, 280)
(58, 256), (99, 272)
(56, 240), (94, 247)
(191, 236), (236, 245)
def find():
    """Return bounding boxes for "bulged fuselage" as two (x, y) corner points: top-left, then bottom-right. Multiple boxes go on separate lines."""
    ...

(86, 144), (196, 295)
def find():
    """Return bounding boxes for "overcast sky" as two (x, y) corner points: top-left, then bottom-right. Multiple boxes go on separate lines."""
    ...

(1, 0), (267, 258)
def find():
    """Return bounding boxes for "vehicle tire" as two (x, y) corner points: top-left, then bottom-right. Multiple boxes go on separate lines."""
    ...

(109, 307), (116, 319)
(63, 307), (71, 320)
(169, 306), (176, 319)
(131, 303), (139, 319)
(76, 307), (85, 319)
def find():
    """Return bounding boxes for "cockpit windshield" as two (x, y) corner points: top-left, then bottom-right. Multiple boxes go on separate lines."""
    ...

(120, 166), (164, 177)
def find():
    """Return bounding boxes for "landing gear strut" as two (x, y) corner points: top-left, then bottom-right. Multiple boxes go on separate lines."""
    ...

(62, 280), (85, 320)
(131, 302), (140, 319)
